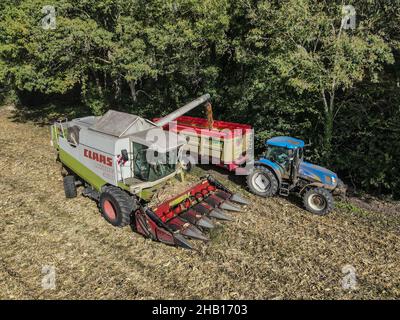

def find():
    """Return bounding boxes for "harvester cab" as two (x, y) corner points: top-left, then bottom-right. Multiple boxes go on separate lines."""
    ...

(51, 94), (248, 249)
(247, 136), (345, 215)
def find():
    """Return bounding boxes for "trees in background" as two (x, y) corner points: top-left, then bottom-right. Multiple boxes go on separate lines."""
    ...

(0, 0), (230, 114)
(0, 0), (399, 198)
(243, 0), (393, 160)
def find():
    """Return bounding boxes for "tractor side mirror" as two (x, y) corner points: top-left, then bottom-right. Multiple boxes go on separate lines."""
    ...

(121, 149), (129, 162)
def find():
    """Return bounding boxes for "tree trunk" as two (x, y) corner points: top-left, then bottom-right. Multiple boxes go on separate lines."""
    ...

(93, 72), (103, 96)
(321, 90), (333, 161)
(114, 77), (121, 101)
(324, 110), (333, 159)
(129, 80), (137, 103)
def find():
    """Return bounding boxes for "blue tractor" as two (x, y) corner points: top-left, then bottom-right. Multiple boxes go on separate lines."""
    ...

(246, 136), (345, 215)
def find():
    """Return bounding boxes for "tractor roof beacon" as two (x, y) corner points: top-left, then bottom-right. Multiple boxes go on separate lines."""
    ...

(51, 94), (248, 250)
(247, 136), (346, 215)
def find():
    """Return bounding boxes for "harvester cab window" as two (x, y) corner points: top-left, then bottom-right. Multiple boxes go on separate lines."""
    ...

(133, 143), (150, 181)
(133, 142), (177, 182)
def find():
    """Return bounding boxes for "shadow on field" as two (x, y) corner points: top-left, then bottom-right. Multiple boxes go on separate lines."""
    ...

(197, 163), (310, 212)
(196, 164), (247, 187)
(9, 103), (92, 126)
(7, 89), (92, 126)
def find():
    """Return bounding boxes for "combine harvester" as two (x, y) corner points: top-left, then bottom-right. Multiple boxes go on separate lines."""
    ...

(51, 94), (248, 249)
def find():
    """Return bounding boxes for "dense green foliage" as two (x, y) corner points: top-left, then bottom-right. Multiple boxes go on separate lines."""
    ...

(0, 0), (399, 197)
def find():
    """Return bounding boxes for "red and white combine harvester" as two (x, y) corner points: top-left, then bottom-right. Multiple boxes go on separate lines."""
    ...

(51, 94), (249, 249)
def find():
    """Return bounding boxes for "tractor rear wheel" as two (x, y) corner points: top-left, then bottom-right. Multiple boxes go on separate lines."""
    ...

(303, 187), (334, 215)
(99, 186), (137, 227)
(247, 165), (278, 197)
(63, 175), (77, 199)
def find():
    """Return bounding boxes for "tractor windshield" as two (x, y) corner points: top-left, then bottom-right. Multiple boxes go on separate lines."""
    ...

(133, 143), (178, 182)
(265, 145), (291, 168)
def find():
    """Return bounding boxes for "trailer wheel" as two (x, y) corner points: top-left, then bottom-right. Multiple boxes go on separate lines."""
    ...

(247, 165), (278, 197)
(99, 186), (137, 227)
(303, 188), (334, 215)
(63, 175), (77, 199)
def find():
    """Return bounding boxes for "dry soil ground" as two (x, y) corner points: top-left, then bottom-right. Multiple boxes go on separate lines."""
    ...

(0, 105), (399, 299)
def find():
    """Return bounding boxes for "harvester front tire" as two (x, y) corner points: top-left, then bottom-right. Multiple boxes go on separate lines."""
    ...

(303, 187), (334, 215)
(63, 175), (77, 199)
(99, 186), (136, 227)
(247, 166), (278, 197)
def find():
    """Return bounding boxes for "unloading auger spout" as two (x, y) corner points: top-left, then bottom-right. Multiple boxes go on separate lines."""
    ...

(155, 94), (211, 127)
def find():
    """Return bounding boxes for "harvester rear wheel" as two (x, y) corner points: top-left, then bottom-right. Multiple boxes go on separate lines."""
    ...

(99, 186), (137, 227)
(246, 166), (278, 197)
(303, 187), (334, 215)
(63, 175), (77, 199)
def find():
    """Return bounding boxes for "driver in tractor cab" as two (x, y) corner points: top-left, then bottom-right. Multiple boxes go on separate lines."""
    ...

(266, 145), (291, 171)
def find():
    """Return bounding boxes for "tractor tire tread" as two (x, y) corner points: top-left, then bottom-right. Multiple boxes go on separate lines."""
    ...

(247, 165), (279, 197)
(303, 187), (334, 215)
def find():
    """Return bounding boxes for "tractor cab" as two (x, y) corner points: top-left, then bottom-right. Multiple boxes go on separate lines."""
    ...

(265, 136), (304, 180)
(265, 136), (339, 189)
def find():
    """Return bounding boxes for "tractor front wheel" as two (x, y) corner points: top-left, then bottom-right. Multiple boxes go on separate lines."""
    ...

(247, 165), (278, 197)
(99, 186), (137, 227)
(303, 188), (334, 215)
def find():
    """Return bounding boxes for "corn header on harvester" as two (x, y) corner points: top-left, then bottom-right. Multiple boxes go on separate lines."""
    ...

(50, 94), (248, 249)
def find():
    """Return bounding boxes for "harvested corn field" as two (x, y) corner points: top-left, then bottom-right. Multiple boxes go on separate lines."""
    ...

(0, 105), (399, 300)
